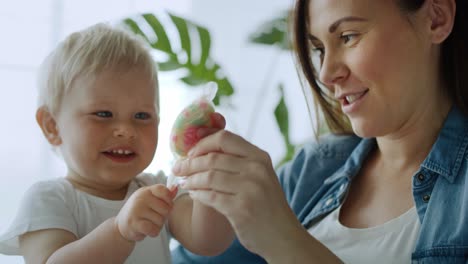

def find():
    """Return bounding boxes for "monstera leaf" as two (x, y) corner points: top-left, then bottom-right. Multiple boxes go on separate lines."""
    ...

(123, 13), (233, 105)
(274, 84), (296, 168)
(248, 11), (291, 50)
(249, 12), (298, 165)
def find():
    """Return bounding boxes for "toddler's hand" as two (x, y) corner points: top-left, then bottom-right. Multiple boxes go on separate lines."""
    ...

(115, 184), (177, 242)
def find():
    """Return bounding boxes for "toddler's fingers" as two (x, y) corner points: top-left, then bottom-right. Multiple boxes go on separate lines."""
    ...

(169, 185), (178, 199)
(133, 233), (146, 241)
(142, 210), (166, 231)
(137, 219), (162, 238)
(125, 228), (145, 242)
(146, 195), (172, 216)
(148, 184), (175, 204)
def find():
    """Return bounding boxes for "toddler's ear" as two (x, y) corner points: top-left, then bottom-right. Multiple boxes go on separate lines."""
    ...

(36, 107), (62, 146)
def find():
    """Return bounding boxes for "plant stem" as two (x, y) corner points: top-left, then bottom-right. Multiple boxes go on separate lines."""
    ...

(245, 51), (281, 140)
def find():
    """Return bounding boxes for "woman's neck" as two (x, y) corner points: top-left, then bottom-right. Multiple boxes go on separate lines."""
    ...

(375, 100), (452, 174)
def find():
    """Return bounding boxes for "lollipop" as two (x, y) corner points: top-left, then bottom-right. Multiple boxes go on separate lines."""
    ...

(167, 83), (217, 187)
(170, 98), (216, 157)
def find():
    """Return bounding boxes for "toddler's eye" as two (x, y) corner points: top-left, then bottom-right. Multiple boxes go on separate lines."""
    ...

(94, 111), (112, 118)
(135, 112), (151, 120)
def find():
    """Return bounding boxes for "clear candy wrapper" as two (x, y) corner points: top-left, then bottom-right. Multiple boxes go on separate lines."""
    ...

(167, 83), (218, 188)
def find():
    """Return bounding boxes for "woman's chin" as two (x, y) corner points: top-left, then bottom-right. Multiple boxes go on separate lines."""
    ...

(350, 121), (383, 138)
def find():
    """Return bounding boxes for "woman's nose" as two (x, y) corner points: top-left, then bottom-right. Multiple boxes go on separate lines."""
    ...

(318, 52), (348, 87)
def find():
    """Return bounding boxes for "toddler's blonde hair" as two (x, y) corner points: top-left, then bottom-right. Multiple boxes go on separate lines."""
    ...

(37, 23), (159, 115)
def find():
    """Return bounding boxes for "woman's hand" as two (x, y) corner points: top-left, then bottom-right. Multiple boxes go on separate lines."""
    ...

(172, 129), (304, 258)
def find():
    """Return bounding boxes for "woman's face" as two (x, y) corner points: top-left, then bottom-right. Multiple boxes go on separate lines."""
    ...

(308, 0), (444, 137)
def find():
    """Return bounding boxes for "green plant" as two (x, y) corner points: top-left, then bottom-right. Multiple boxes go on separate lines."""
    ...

(122, 11), (297, 165)
(248, 11), (298, 167)
(123, 13), (233, 105)
(274, 84), (296, 167)
(248, 11), (291, 50)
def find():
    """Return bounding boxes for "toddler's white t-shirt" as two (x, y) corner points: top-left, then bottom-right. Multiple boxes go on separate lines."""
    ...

(0, 172), (183, 264)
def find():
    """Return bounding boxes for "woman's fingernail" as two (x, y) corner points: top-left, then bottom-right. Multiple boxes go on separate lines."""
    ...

(211, 112), (226, 128)
(187, 148), (195, 157)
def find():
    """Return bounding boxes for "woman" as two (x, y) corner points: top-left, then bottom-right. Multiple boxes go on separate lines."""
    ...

(172, 0), (468, 263)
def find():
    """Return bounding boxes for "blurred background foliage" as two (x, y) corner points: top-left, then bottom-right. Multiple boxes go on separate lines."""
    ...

(122, 11), (297, 166)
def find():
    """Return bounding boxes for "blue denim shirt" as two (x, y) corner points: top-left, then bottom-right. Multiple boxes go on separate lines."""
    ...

(172, 106), (468, 263)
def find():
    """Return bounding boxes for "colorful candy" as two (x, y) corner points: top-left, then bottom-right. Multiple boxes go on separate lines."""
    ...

(167, 83), (218, 188)
(170, 98), (216, 157)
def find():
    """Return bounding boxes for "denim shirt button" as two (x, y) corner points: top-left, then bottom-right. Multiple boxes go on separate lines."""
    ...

(423, 194), (431, 203)
(325, 198), (334, 206)
(417, 173), (425, 182)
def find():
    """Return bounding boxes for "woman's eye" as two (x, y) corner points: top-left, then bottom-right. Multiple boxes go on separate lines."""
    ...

(135, 112), (151, 120)
(94, 111), (112, 118)
(341, 33), (358, 44)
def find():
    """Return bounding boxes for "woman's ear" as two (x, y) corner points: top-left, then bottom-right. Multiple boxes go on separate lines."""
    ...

(36, 107), (62, 146)
(427, 0), (456, 44)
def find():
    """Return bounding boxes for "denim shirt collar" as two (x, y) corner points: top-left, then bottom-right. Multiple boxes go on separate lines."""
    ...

(324, 137), (375, 184)
(325, 106), (468, 184)
(421, 106), (468, 183)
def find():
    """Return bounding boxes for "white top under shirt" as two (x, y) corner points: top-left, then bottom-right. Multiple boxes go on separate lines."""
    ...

(0, 172), (185, 264)
(308, 205), (421, 264)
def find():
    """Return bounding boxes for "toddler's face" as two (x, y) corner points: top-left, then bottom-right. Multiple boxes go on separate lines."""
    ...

(55, 68), (158, 189)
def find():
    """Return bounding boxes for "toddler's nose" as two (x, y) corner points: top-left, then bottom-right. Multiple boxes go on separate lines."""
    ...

(113, 125), (136, 139)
